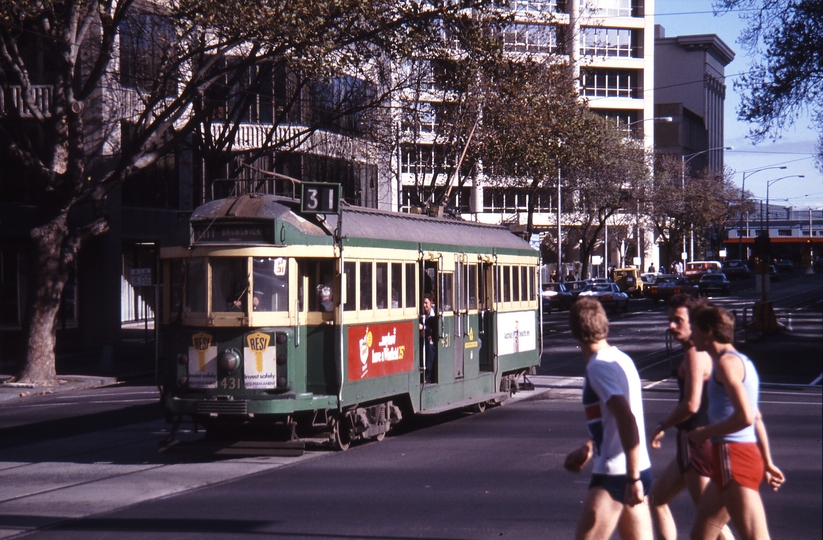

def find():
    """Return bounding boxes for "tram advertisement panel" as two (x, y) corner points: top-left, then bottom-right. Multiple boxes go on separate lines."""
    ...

(189, 332), (218, 388)
(496, 311), (536, 356)
(347, 322), (415, 381)
(244, 332), (277, 389)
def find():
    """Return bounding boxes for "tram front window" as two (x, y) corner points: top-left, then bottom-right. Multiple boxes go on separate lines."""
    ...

(212, 258), (249, 312)
(185, 258), (206, 313)
(253, 257), (289, 312)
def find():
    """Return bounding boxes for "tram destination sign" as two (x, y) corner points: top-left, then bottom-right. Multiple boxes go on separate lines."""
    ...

(301, 182), (340, 214)
(192, 222), (274, 244)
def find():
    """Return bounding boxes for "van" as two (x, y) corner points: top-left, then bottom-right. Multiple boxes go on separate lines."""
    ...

(684, 261), (722, 282)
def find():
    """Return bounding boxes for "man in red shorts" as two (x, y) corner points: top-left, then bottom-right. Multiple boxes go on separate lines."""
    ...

(687, 304), (784, 540)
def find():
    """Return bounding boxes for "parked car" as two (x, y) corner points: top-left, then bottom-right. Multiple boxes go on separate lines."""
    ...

(613, 267), (645, 297)
(541, 282), (574, 313)
(698, 273), (732, 296)
(774, 259), (795, 272)
(684, 260), (723, 282)
(722, 259), (752, 280)
(579, 282), (629, 312)
(645, 274), (700, 304)
(564, 280), (591, 302)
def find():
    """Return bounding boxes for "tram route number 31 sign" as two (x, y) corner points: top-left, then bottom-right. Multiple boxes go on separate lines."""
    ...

(301, 182), (340, 214)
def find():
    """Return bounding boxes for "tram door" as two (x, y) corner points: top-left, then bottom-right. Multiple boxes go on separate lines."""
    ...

(477, 261), (494, 373)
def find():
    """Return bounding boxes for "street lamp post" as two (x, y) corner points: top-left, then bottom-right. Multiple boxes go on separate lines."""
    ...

(738, 166), (787, 259)
(624, 116), (671, 270)
(681, 146), (733, 262)
(765, 175), (805, 237)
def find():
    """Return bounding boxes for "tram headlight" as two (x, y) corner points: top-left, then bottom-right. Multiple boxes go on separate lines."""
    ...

(276, 332), (287, 344)
(276, 354), (287, 366)
(177, 354), (187, 365)
(219, 349), (240, 372)
(178, 376), (189, 388)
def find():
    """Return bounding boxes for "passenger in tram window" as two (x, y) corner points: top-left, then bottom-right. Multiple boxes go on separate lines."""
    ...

(317, 285), (334, 313)
(419, 293), (437, 383)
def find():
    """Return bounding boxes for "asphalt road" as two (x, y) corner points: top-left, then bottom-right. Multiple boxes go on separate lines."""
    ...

(0, 380), (819, 540)
(540, 271), (823, 385)
(0, 272), (819, 539)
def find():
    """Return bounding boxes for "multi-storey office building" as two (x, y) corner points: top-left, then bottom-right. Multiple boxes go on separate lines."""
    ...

(0, 8), (382, 361)
(395, 0), (658, 274)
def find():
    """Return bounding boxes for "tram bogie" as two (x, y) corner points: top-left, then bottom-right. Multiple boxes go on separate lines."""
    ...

(158, 194), (541, 449)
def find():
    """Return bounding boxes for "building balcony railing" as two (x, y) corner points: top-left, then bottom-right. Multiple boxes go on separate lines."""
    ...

(0, 85), (53, 118)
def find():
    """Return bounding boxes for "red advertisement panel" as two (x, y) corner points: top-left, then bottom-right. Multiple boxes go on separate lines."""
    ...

(347, 321), (415, 381)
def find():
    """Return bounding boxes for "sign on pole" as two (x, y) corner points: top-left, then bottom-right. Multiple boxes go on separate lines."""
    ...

(130, 268), (152, 287)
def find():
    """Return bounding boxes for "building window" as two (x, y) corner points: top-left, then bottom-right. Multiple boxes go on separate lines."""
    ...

(503, 23), (558, 54)
(482, 187), (554, 213)
(584, 0), (634, 18)
(581, 69), (641, 99)
(513, 0), (559, 14)
(401, 186), (472, 214)
(581, 27), (638, 58)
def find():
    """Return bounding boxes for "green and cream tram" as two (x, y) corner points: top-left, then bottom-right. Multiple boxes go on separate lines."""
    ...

(159, 193), (541, 449)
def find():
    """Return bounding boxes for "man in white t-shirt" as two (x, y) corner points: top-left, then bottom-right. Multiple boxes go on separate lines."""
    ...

(564, 298), (653, 540)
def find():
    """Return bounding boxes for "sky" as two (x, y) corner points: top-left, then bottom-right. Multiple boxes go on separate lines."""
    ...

(655, 0), (823, 210)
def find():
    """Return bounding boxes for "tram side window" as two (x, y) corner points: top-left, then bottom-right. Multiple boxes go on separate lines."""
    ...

(376, 262), (388, 309)
(494, 265), (501, 303)
(512, 265), (520, 302)
(185, 258), (206, 313)
(343, 262), (356, 311)
(521, 266), (529, 301)
(468, 264), (478, 310)
(440, 272), (453, 312)
(253, 257), (289, 311)
(360, 262), (373, 311)
(404, 262), (416, 308)
(391, 263), (402, 308)
(454, 262), (465, 312)
(298, 259), (334, 312)
(502, 266), (511, 302)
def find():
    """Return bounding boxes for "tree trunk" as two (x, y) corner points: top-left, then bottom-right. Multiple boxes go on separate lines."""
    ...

(13, 215), (72, 386)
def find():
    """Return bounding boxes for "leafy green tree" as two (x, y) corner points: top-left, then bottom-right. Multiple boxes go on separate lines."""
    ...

(0, 0), (505, 385)
(478, 60), (648, 277)
(715, 0), (823, 166)
(647, 155), (748, 266)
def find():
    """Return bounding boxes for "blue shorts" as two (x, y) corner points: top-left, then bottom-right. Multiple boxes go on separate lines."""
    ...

(589, 468), (653, 503)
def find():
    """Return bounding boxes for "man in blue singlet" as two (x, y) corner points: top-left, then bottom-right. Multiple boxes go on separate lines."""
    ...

(687, 304), (784, 540)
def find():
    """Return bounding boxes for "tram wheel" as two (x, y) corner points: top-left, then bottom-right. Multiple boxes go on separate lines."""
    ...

(473, 401), (487, 413)
(332, 417), (352, 451)
(374, 431), (386, 442)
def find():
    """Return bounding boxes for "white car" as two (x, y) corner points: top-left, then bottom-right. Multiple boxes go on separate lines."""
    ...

(579, 283), (630, 312)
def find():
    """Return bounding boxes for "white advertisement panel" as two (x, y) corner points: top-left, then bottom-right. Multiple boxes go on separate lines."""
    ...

(496, 310), (536, 356)
(188, 332), (217, 388)
(244, 332), (277, 389)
